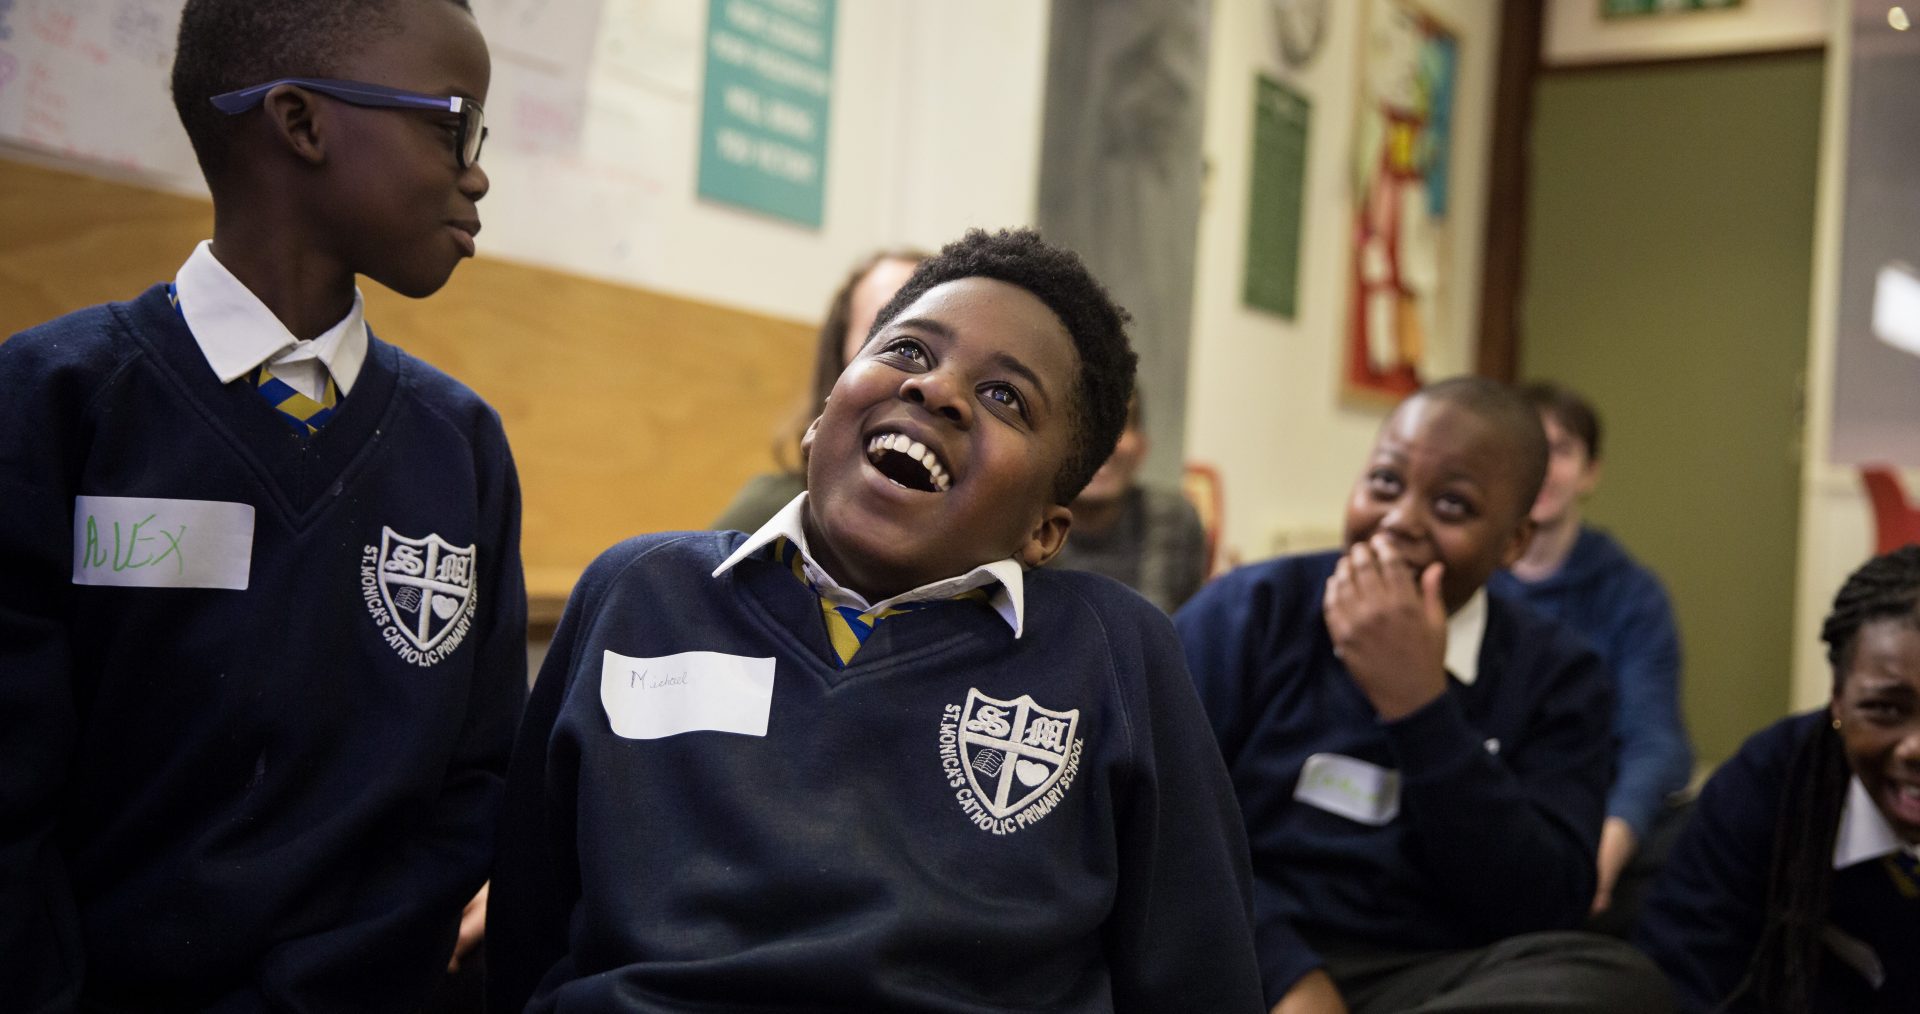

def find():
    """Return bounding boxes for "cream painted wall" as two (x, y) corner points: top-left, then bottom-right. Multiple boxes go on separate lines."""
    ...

(479, 0), (1050, 324)
(1183, 0), (1500, 563)
(1789, 2), (1910, 710)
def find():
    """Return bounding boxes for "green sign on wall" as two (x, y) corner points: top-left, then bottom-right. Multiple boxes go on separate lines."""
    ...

(697, 0), (836, 228)
(1243, 76), (1311, 319)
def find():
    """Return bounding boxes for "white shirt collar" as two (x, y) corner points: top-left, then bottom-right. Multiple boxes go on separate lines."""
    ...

(173, 240), (368, 398)
(1833, 775), (1919, 869)
(1444, 587), (1488, 686)
(712, 492), (1026, 638)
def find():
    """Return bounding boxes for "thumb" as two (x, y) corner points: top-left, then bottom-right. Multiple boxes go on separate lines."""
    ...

(1420, 562), (1447, 628)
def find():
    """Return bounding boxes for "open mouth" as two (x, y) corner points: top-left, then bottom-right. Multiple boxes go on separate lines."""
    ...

(866, 432), (951, 493)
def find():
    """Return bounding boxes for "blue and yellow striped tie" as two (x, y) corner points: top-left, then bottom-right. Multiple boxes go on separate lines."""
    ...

(770, 537), (987, 667)
(251, 362), (338, 434)
(166, 283), (339, 435)
(1887, 850), (1920, 900)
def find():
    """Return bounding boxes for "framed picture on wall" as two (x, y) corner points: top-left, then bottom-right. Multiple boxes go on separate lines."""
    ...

(1344, 0), (1456, 404)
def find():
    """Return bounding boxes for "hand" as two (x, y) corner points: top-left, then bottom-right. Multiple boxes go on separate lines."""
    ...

(1591, 817), (1639, 916)
(1323, 539), (1448, 721)
(1272, 969), (1349, 1014)
(448, 881), (489, 973)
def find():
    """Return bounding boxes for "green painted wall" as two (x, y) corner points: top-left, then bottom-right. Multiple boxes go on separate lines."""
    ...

(1523, 53), (1823, 768)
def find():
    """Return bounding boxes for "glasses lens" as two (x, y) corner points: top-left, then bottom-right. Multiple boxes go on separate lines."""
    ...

(463, 104), (486, 167)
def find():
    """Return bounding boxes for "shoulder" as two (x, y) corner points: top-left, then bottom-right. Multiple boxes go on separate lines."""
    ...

(1577, 528), (1670, 596)
(581, 530), (742, 590)
(1, 287), (175, 428)
(1721, 710), (1825, 787)
(1182, 551), (1335, 622)
(1031, 566), (1169, 629)
(1, 286), (166, 378)
(380, 340), (509, 436)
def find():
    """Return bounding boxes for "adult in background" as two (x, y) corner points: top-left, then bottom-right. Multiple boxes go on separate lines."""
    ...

(712, 248), (925, 533)
(1048, 390), (1209, 612)
(1489, 381), (1692, 932)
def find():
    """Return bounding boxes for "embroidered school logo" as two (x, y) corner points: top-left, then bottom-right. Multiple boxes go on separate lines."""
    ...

(938, 689), (1084, 835)
(359, 527), (478, 667)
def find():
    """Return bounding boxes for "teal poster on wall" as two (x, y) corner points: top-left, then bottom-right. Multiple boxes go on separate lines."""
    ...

(697, 0), (836, 228)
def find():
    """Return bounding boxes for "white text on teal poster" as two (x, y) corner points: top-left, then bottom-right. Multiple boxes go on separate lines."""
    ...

(697, 0), (835, 228)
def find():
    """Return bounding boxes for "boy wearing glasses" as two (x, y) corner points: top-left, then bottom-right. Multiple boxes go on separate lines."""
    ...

(0, 1), (523, 1009)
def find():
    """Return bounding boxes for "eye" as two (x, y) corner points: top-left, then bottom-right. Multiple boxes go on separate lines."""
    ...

(878, 337), (929, 367)
(1433, 492), (1478, 521)
(980, 382), (1027, 418)
(1366, 468), (1402, 498)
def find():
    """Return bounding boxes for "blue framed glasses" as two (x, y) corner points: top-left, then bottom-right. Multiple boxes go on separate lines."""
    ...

(210, 78), (487, 169)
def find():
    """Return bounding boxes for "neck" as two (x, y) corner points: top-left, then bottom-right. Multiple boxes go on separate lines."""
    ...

(210, 202), (356, 341)
(1512, 511), (1582, 582)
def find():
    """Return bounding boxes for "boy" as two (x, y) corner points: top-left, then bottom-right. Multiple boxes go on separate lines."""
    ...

(0, 1), (524, 1008)
(1175, 378), (1670, 1013)
(488, 229), (1264, 1012)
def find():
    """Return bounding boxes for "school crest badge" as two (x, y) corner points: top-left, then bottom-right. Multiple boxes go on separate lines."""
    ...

(937, 688), (1085, 835)
(359, 527), (478, 667)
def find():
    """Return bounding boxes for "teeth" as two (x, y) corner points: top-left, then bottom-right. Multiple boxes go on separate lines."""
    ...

(864, 431), (952, 492)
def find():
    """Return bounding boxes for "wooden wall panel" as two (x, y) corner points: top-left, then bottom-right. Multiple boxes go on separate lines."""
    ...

(0, 158), (814, 619)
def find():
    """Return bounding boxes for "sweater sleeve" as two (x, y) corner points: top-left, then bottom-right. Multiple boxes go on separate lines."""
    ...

(1602, 575), (1692, 840)
(486, 549), (606, 1014)
(1173, 570), (1326, 1005)
(1381, 637), (1613, 938)
(1103, 606), (1266, 1014)
(0, 327), (89, 1012)
(1635, 721), (1790, 1014)
(252, 414), (528, 1010)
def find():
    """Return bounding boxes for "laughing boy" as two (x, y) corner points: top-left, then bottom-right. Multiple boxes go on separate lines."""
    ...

(488, 229), (1263, 1013)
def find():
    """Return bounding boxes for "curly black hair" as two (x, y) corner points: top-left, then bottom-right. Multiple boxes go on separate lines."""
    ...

(867, 228), (1137, 505)
(171, 0), (471, 181)
(1415, 375), (1549, 521)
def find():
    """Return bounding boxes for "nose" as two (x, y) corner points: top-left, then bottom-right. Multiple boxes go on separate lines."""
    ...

(899, 369), (972, 427)
(1380, 497), (1426, 543)
(460, 161), (490, 202)
(1896, 727), (1920, 768)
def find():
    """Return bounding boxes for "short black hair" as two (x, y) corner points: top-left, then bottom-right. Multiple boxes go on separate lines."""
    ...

(871, 228), (1137, 504)
(171, 0), (471, 181)
(1417, 375), (1548, 519)
(1520, 380), (1603, 461)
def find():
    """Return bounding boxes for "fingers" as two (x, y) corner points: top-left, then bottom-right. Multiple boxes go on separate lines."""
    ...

(1420, 561), (1446, 627)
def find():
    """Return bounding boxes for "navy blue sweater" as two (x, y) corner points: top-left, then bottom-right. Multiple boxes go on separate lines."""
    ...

(0, 284), (526, 1011)
(487, 532), (1264, 1013)
(1175, 552), (1613, 1004)
(1636, 712), (1920, 1013)
(1490, 528), (1692, 839)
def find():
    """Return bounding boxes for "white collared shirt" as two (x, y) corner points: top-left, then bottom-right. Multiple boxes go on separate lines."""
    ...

(1444, 587), (1488, 686)
(173, 240), (368, 401)
(1833, 775), (1920, 870)
(711, 493), (1026, 638)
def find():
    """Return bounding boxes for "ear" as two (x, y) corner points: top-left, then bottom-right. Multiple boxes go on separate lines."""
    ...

(1499, 515), (1537, 569)
(261, 83), (327, 165)
(799, 414), (823, 467)
(1015, 504), (1073, 569)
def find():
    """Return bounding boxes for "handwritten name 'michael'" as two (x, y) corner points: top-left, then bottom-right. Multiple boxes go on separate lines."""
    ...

(80, 512), (187, 576)
(629, 667), (690, 691)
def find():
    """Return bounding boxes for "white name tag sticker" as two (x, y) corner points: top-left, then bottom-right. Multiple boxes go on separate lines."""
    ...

(1295, 752), (1401, 826)
(600, 649), (775, 740)
(72, 495), (254, 590)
